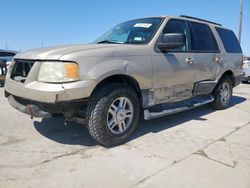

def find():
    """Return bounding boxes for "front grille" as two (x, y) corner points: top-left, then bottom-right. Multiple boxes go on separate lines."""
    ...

(10, 60), (35, 83)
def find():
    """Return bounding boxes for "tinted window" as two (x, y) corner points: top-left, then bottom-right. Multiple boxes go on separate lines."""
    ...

(216, 28), (242, 53)
(188, 22), (219, 52)
(162, 19), (189, 50)
(0, 52), (16, 57)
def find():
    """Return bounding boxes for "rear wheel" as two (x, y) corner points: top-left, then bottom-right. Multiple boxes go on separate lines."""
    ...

(210, 76), (233, 110)
(86, 83), (140, 147)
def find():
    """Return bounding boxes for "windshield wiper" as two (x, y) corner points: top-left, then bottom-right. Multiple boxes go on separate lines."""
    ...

(97, 40), (124, 44)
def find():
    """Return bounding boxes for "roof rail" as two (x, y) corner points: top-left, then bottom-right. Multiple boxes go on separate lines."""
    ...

(180, 15), (222, 26)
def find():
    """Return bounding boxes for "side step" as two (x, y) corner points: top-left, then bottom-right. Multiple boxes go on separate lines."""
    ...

(144, 95), (214, 120)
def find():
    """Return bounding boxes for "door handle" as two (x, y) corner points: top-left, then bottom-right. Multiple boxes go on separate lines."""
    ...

(216, 57), (223, 64)
(186, 58), (194, 65)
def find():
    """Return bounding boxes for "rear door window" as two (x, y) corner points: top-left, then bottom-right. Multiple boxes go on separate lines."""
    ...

(216, 28), (242, 53)
(188, 22), (219, 52)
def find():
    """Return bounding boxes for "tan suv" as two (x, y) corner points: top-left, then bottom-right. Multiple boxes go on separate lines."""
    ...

(4, 16), (243, 146)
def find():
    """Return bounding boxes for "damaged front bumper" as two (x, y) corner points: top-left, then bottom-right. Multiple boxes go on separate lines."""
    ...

(7, 95), (52, 118)
(4, 78), (94, 121)
(6, 92), (89, 119)
(4, 60), (96, 122)
(4, 77), (97, 104)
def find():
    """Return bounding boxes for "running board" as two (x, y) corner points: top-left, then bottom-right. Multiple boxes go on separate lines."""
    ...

(144, 95), (214, 120)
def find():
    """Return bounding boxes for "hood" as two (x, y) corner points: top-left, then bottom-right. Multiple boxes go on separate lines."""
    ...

(14, 44), (120, 60)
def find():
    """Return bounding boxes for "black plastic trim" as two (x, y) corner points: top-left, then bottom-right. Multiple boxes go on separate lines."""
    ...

(193, 81), (217, 96)
(5, 91), (89, 116)
(234, 75), (243, 86)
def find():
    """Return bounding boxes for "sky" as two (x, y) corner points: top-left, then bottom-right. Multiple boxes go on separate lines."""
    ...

(0, 0), (249, 55)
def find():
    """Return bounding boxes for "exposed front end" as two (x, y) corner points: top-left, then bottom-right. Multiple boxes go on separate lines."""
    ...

(4, 59), (96, 119)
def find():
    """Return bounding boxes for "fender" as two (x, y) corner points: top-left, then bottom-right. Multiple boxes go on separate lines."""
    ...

(86, 57), (153, 90)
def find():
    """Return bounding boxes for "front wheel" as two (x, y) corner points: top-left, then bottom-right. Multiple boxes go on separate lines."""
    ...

(210, 76), (233, 110)
(86, 83), (140, 147)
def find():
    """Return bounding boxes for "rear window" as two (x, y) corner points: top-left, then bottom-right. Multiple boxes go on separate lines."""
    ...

(216, 28), (242, 53)
(188, 22), (219, 52)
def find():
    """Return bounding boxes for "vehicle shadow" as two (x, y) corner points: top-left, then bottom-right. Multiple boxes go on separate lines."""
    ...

(242, 82), (250, 85)
(34, 118), (96, 146)
(130, 95), (246, 141)
(33, 95), (246, 147)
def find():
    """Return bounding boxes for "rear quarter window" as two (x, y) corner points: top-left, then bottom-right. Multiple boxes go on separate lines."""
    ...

(216, 28), (242, 53)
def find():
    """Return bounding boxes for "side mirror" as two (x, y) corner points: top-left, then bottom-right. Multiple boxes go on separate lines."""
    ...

(157, 33), (186, 50)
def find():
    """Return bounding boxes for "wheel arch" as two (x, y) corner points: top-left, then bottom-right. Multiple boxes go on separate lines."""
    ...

(90, 74), (142, 106)
(218, 70), (236, 86)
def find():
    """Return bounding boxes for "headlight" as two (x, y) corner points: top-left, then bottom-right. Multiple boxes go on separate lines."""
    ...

(6, 59), (15, 76)
(38, 61), (79, 83)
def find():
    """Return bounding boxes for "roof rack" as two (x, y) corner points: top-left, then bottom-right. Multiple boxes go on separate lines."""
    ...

(180, 15), (222, 26)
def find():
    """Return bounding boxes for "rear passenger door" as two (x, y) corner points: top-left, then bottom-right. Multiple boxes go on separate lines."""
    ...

(187, 21), (220, 82)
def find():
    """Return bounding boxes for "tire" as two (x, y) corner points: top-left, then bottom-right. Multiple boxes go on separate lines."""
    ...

(86, 83), (140, 147)
(210, 76), (233, 110)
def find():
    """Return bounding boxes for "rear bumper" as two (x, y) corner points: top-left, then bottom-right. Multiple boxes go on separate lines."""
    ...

(243, 68), (250, 81)
(234, 75), (243, 86)
(242, 76), (250, 81)
(6, 92), (89, 118)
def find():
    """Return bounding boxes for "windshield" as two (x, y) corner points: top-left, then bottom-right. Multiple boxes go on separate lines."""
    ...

(94, 18), (163, 45)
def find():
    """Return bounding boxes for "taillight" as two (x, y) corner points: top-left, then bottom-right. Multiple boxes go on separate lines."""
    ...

(240, 57), (244, 68)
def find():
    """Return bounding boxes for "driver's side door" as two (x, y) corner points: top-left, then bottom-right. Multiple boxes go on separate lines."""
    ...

(152, 19), (196, 105)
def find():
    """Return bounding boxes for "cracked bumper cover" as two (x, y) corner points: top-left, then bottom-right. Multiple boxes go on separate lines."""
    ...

(6, 94), (89, 118)
(4, 79), (96, 118)
(7, 95), (52, 118)
(4, 78), (97, 103)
